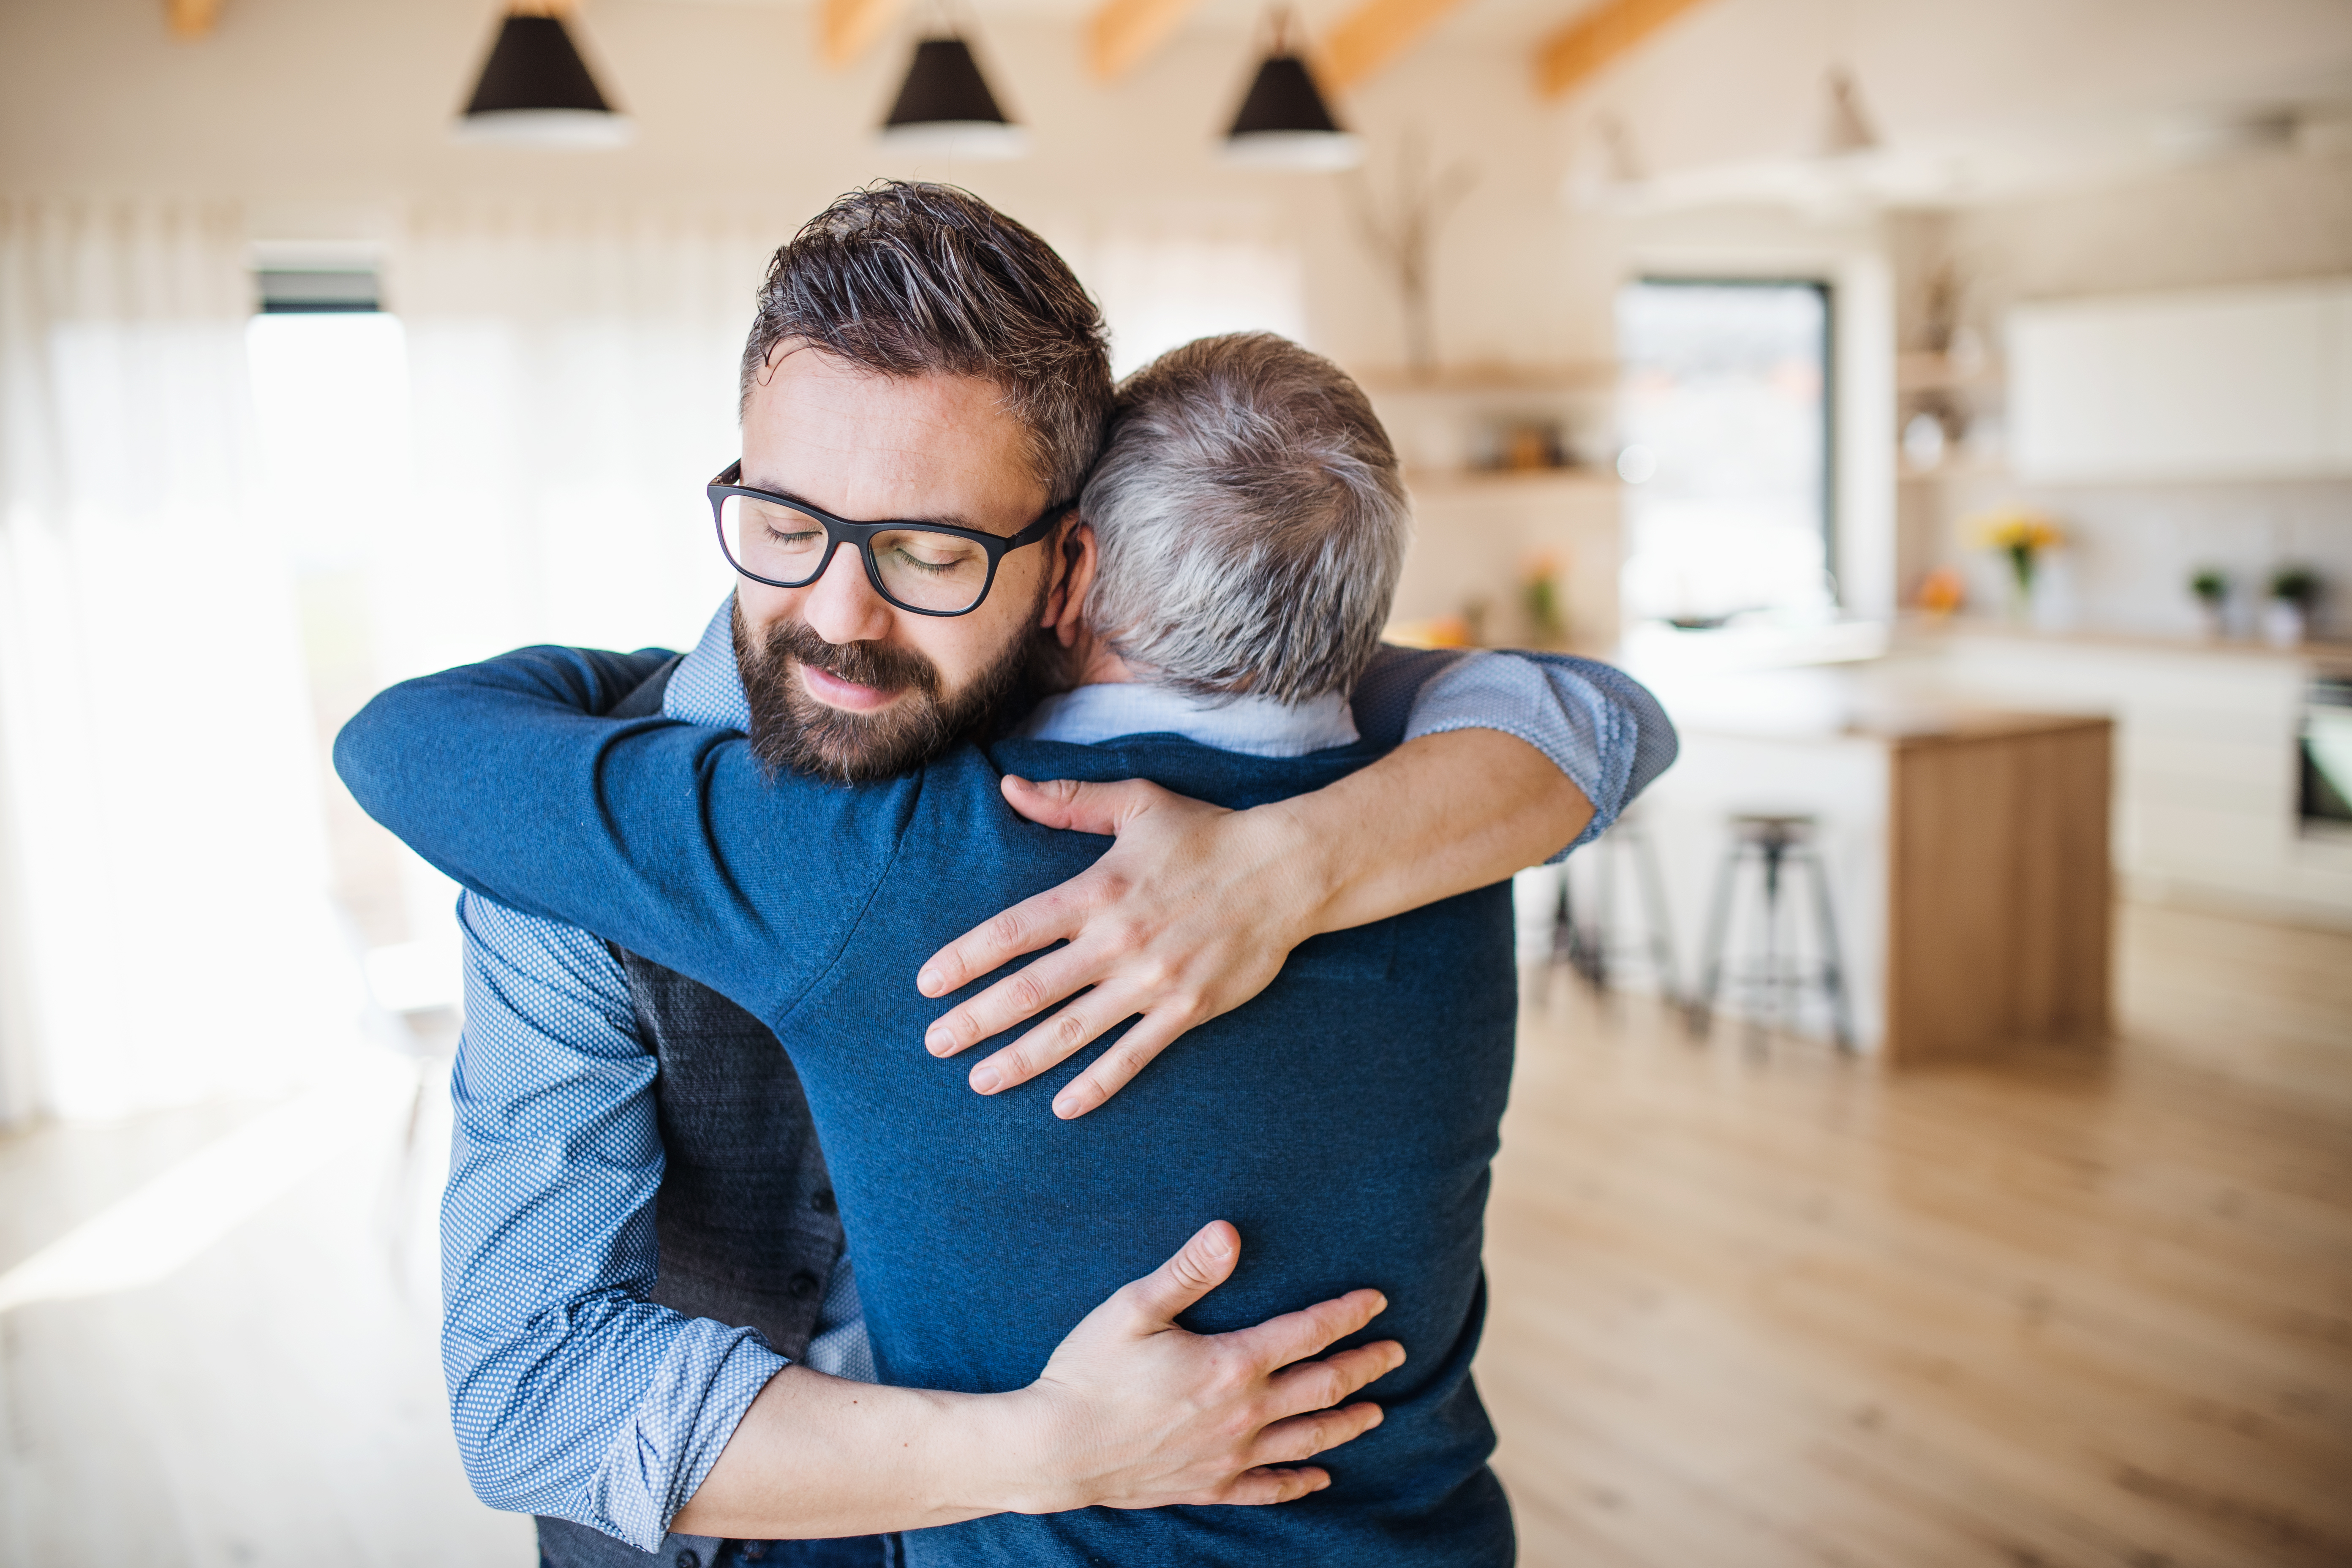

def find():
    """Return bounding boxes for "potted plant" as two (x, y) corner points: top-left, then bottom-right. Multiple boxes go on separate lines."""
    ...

(1522, 551), (1567, 645)
(2266, 565), (2321, 648)
(2189, 567), (2230, 640)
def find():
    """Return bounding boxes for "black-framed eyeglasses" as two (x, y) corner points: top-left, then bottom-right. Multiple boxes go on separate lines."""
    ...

(708, 461), (1068, 618)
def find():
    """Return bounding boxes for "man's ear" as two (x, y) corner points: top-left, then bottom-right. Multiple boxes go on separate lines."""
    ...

(1042, 516), (1097, 650)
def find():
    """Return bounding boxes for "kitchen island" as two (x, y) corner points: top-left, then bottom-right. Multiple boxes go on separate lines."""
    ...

(1625, 660), (2112, 1062)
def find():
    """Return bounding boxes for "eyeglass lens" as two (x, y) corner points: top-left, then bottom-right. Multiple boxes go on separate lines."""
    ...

(719, 493), (994, 613)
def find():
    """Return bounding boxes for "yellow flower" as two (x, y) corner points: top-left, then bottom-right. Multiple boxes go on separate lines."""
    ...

(1967, 506), (2063, 556)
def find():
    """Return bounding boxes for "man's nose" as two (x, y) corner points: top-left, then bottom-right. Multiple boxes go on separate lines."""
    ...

(798, 538), (896, 646)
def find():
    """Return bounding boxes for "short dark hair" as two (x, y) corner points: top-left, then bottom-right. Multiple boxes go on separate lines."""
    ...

(741, 182), (1113, 504)
(1079, 332), (1410, 704)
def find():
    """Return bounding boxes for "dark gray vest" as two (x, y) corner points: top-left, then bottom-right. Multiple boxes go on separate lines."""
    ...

(608, 656), (847, 1359)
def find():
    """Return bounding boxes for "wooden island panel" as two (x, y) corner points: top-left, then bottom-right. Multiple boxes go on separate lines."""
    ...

(1884, 714), (2112, 1062)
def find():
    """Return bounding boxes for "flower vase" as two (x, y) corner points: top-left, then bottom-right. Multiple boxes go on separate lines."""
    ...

(2264, 599), (2307, 649)
(2006, 548), (2036, 626)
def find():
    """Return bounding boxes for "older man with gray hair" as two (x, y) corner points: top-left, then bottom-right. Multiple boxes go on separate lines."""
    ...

(1073, 330), (1409, 708)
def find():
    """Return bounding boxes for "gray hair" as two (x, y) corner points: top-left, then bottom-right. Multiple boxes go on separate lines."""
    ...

(741, 182), (1112, 503)
(1079, 332), (1410, 704)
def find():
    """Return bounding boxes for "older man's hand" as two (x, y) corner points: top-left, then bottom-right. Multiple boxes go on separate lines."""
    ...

(915, 773), (1327, 1119)
(916, 728), (1589, 1117)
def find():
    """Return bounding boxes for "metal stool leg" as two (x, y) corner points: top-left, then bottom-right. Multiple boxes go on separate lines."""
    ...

(1802, 846), (1856, 1052)
(1631, 823), (1680, 1004)
(1587, 832), (1620, 991)
(1756, 834), (1788, 1045)
(1688, 843), (1742, 1034)
(1548, 869), (1576, 968)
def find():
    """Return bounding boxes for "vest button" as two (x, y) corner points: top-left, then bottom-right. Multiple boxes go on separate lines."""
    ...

(675, 1552), (701, 1568)
(811, 1188), (837, 1215)
(790, 1269), (820, 1299)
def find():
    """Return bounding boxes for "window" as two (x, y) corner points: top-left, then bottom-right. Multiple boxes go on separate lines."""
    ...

(1616, 279), (1834, 626)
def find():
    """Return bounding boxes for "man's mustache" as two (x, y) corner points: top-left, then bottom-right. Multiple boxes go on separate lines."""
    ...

(760, 618), (941, 699)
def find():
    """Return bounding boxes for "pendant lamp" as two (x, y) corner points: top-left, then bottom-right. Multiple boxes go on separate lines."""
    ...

(457, 5), (632, 148)
(1223, 12), (1358, 171)
(1816, 67), (1879, 158)
(880, 35), (1028, 160)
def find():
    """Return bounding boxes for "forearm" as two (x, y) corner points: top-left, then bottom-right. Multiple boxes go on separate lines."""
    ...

(1277, 728), (1591, 936)
(671, 1366), (1026, 1539)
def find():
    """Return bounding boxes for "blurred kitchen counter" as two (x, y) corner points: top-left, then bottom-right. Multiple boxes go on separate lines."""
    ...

(1614, 616), (2350, 1062)
(1625, 667), (2112, 1062)
(1891, 615), (2352, 674)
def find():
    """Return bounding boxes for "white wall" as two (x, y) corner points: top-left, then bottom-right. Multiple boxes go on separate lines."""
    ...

(0, 0), (1590, 377)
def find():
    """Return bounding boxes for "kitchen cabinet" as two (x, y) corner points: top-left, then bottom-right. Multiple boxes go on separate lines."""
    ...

(1892, 625), (2352, 925)
(2008, 279), (2352, 482)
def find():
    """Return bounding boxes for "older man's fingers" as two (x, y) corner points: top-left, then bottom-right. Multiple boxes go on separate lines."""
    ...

(967, 988), (1140, 1094)
(1048, 1009), (1192, 1118)
(927, 946), (1104, 1059)
(999, 774), (1168, 836)
(916, 883), (1085, 1000)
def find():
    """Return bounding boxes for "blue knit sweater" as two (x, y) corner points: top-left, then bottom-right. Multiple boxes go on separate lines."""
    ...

(338, 645), (1519, 1567)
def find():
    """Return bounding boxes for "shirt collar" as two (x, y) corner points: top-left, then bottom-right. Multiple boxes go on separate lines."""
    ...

(1013, 682), (1360, 758)
(664, 600), (753, 730)
(668, 597), (1361, 760)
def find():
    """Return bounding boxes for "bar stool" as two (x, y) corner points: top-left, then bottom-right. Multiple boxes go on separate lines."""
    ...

(1688, 813), (1854, 1050)
(1551, 807), (1680, 1002)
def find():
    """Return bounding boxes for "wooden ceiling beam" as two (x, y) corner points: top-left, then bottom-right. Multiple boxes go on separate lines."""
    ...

(165, 0), (222, 38)
(1536, 0), (1713, 100)
(1086, 0), (1205, 81)
(1322, 0), (1474, 92)
(822, 0), (912, 70)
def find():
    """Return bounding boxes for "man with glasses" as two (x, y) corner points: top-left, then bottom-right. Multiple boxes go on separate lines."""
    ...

(342, 185), (1671, 1566)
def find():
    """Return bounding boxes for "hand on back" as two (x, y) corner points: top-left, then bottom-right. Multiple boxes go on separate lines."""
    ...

(917, 776), (1325, 1118)
(993, 1220), (1402, 1513)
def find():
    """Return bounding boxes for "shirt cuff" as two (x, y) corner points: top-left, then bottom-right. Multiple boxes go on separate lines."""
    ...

(1399, 649), (1648, 864)
(582, 1321), (789, 1550)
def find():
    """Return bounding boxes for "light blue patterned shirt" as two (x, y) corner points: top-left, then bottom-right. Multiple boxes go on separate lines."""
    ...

(443, 600), (1674, 1548)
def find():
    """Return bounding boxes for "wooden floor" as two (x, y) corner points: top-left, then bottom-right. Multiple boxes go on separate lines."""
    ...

(0, 899), (2345, 1565)
(1478, 899), (2352, 1568)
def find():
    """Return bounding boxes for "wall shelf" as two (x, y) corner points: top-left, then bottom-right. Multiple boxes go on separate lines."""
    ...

(1404, 465), (1620, 494)
(1355, 362), (1617, 395)
(1895, 349), (2003, 395)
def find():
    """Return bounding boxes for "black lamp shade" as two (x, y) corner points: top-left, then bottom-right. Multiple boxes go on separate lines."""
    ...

(466, 15), (613, 114)
(1228, 54), (1341, 137)
(878, 36), (1026, 159)
(885, 38), (1010, 129)
(458, 13), (631, 147)
(1224, 52), (1359, 169)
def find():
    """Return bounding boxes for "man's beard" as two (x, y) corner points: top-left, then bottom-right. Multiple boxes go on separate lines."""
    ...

(732, 593), (1042, 784)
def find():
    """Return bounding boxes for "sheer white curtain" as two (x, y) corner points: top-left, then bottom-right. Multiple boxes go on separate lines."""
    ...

(0, 200), (354, 1125)
(386, 204), (766, 682)
(309, 205), (767, 964)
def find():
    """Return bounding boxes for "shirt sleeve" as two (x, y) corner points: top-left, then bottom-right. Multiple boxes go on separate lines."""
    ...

(1358, 645), (1679, 863)
(443, 891), (786, 1550)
